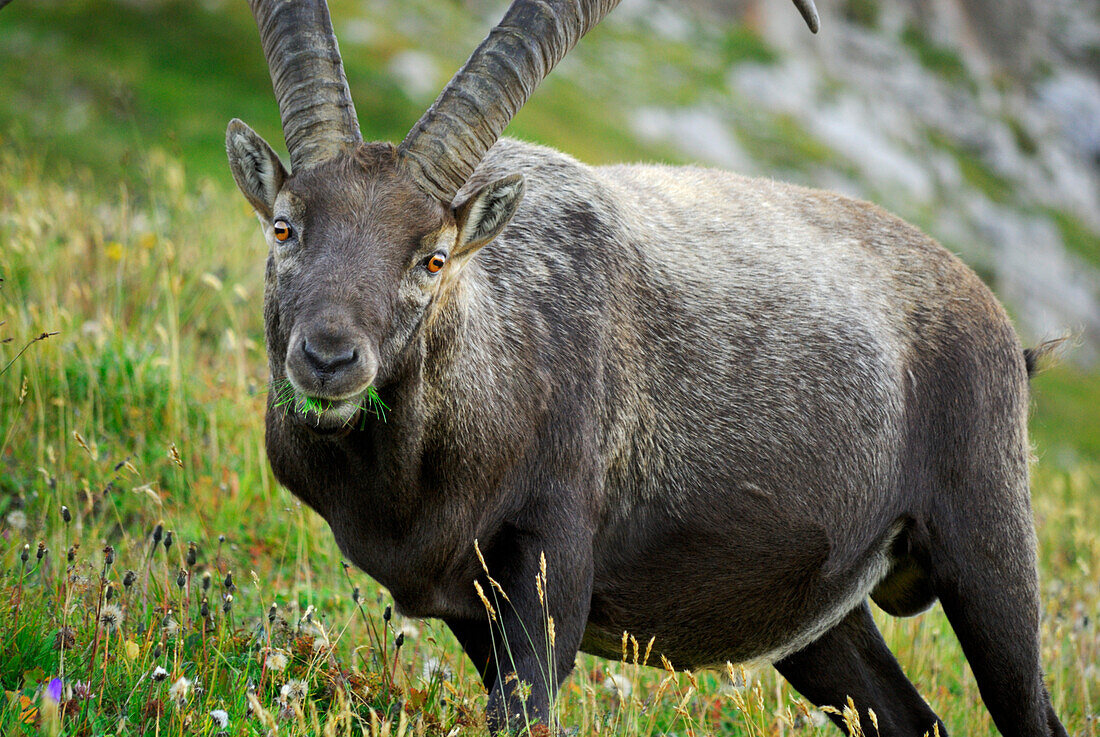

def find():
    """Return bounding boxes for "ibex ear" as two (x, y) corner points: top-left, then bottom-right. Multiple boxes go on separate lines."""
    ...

(452, 174), (526, 259)
(226, 118), (287, 220)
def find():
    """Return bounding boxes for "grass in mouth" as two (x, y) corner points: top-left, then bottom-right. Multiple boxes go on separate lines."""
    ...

(270, 379), (390, 425)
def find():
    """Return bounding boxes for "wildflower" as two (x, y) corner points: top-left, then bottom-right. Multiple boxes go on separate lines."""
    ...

(124, 640), (140, 660)
(45, 678), (63, 703)
(99, 604), (123, 632)
(6, 510), (27, 531)
(209, 709), (229, 729)
(265, 650), (289, 672)
(70, 681), (94, 701)
(280, 679), (307, 703)
(167, 677), (191, 706)
(151, 666), (169, 682)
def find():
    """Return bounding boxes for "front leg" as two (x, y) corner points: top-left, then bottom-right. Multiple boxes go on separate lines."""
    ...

(451, 524), (593, 735)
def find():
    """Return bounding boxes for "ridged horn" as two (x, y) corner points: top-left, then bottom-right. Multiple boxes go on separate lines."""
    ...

(398, 0), (820, 203)
(398, 0), (621, 204)
(248, 0), (361, 171)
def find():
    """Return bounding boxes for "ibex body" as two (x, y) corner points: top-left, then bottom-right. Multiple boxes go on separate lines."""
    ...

(227, 1), (1068, 735)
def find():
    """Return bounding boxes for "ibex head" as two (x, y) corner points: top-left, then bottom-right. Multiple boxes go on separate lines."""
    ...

(227, 0), (819, 431)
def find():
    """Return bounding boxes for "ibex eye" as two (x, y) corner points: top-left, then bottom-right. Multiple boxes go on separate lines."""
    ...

(272, 220), (292, 242)
(426, 252), (447, 273)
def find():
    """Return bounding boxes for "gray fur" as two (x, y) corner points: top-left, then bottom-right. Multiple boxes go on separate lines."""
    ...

(227, 133), (1067, 736)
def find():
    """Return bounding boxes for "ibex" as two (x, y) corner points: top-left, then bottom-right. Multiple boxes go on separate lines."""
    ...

(226, 1), (1068, 734)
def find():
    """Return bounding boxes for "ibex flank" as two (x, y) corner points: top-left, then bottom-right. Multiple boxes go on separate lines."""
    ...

(225, 1), (1068, 735)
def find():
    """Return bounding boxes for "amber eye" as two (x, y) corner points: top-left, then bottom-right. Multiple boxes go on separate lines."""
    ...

(426, 252), (447, 273)
(272, 220), (292, 242)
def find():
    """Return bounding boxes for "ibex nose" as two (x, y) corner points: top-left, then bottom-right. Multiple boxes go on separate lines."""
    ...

(301, 338), (358, 375)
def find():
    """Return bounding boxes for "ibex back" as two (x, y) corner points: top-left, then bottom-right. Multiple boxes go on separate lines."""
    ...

(226, 1), (1068, 735)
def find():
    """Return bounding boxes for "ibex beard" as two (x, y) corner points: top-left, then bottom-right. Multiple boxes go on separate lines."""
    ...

(226, 1), (1069, 735)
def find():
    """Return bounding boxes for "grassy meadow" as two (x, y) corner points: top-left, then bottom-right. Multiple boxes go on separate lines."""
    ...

(1, 1), (1098, 735)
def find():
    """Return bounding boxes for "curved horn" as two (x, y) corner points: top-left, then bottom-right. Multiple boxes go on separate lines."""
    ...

(793, 0), (820, 33)
(248, 0), (361, 171)
(398, 0), (621, 204)
(398, 0), (820, 203)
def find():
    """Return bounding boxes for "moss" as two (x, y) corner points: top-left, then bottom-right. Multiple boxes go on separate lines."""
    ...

(901, 25), (972, 90)
(928, 131), (1014, 204)
(842, 0), (881, 28)
(734, 113), (840, 173)
(1045, 208), (1100, 269)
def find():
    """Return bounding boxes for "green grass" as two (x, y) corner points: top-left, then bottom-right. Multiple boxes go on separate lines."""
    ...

(270, 380), (390, 426)
(1, 117), (1098, 737)
(0, 2), (1098, 735)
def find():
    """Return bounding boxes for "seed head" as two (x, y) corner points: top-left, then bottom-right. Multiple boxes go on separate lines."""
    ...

(200, 598), (210, 619)
(223, 593), (233, 613)
(123, 570), (137, 589)
(103, 545), (115, 567)
(164, 530), (173, 552)
(209, 709), (229, 729)
(99, 604), (123, 631)
(264, 650), (288, 672)
(395, 632), (405, 650)
(152, 522), (164, 547)
(383, 604), (392, 622)
(105, 583), (114, 601)
(20, 544), (30, 564)
(201, 571), (212, 591)
(151, 666), (169, 682)
(36, 542), (46, 561)
(167, 676), (191, 706)
(176, 570), (186, 589)
(279, 678), (307, 703)
(186, 542), (197, 567)
(352, 586), (361, 604)
(61, 506), (72, 524)
(223, 571), (234, 590)
(68, 544), (79, 563)
(268, 602), (278, 623)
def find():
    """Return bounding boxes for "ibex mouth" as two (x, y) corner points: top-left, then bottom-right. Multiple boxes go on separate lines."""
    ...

(271, 379), (389, 433)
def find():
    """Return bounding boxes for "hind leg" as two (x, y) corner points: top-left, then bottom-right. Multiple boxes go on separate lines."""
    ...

(926, 507), (1067, 737)
(774, 602), (946, 737)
